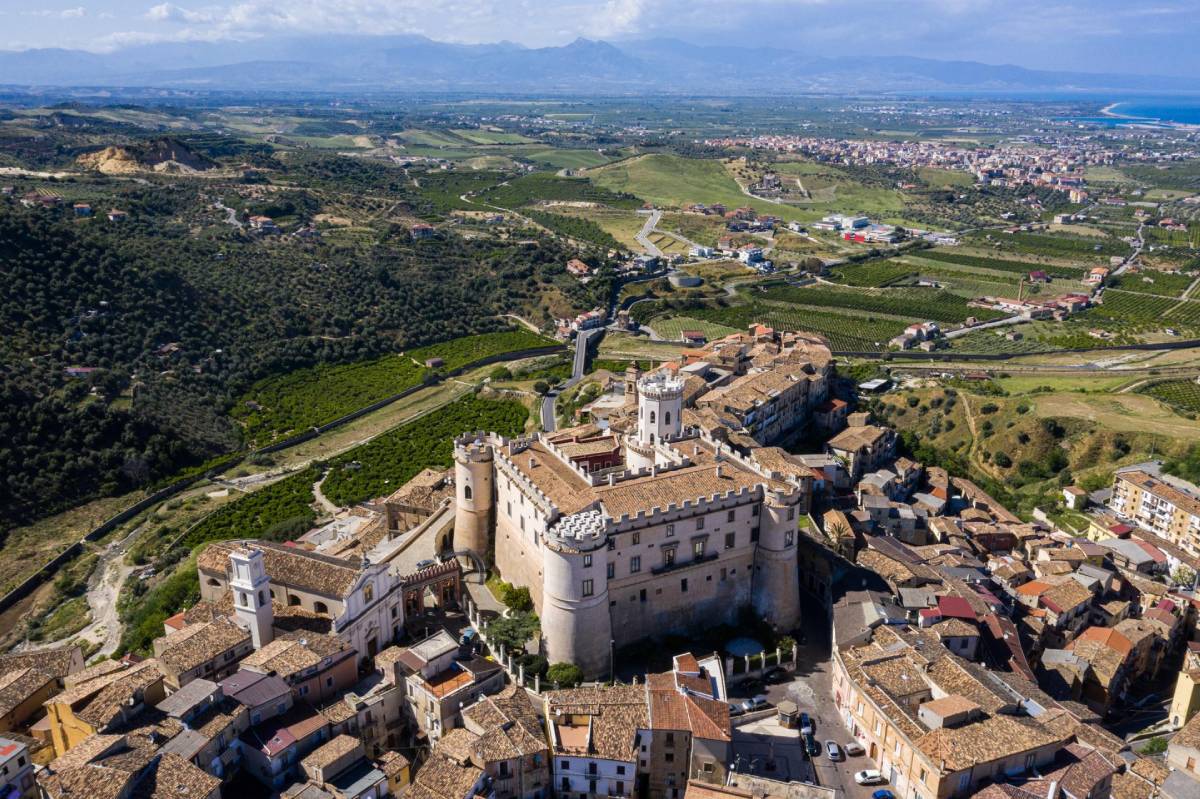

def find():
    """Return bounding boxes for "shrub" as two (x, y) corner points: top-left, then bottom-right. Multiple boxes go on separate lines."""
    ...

(994, 452), (1013, 468)
(520, 654), (549, 678)
(504, 586), (533, 613)
(547, 662), (584, 688)
(1140, 736), (1168, 755)
(533, 380), (550, 395)
(490, 366), (513, 380)
(980, 403), (999, 415)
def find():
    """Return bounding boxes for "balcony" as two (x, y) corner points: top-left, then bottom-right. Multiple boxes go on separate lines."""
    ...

(652, 551), (718, 575)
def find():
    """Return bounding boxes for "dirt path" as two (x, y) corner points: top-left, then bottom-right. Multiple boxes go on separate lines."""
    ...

(312, 471), (340, 514)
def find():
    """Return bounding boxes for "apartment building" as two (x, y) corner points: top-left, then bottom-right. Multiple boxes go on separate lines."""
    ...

(544, 684), (645, 799)
(1110, 468), (1200, 555)
(0, 737), (36, 799)
(152, 618), (253, 690)
(394, 630), (504, 742)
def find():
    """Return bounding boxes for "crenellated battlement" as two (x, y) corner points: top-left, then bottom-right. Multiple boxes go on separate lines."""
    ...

(608, 484), (762, 532)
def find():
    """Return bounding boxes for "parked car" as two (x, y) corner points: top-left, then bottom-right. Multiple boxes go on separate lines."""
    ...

(741, 695), (769, 713)
(728, 702), (745, 718)
(844, 740), (865, 756)
(855, 770), (885, 786)
(416, 558), (437, 570)
(799, 712), (813, 735)
(804, 733), (820, 758)
(825, 741), (842, 761)
(872, 791), (896, 799)
(763, 666), (789, 684)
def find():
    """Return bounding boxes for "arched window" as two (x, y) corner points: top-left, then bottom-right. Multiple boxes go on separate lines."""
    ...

(464, 484), (472, 500)
(207, 578), (221, 587)
(288, 595), (301, 606)
(314, 601), (329, 615)
(257, 590), (265, 606)
(650, 433), (656, 444)
(665, 411), (671, 425)
(649, 410), (656, 424)
(239, 592), (248, 607)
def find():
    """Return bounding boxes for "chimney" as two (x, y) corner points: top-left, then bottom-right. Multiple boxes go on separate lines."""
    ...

(529, 457), (538, 468)
(716, 465), (724, 478)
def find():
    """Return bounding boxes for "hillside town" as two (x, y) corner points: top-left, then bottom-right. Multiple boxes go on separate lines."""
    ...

(2, 323), (1200, 799)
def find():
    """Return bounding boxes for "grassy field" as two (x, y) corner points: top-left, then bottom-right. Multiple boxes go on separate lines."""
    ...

(451, 129), (537, 145)
(655, 302), (907, 351)
(587, 155), (809, 220)
(917, 167), (976, 188)
(651, 316), (741, 341)
(917, 249), (1086, 279)
(549, 207), (646, 249)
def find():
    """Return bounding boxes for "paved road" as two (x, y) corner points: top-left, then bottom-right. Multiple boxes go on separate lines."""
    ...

(541, 327), (601, 432)
(635, 209), (664, 256)
(944, 314), (1024, 339)
(1112, 222), (1145, 277)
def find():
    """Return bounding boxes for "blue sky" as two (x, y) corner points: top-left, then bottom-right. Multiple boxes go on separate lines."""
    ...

(3, 0), (1198, 75)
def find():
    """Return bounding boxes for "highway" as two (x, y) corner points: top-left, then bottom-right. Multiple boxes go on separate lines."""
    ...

(541, 327), (601, 432)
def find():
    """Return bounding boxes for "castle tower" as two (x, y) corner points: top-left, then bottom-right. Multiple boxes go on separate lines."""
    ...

(540, 510), (612, 679)
(623, 363), (642, 400)
(626, 372), (684, 472)
(230, 547), (274, 650)
(454, 437), (495, 561)
(751, 489), (802, 632)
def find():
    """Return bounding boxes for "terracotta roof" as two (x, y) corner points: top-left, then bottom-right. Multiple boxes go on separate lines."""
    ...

(240, 633), (349, 680)
(545, 684), (647, 762)
(918, 695), (979, 718)
(154, 618), (250, 676)
(76, 660), (166, 729)
(198, 541), (361, 598)
(827, 425), (889, 452)
(1040, 579), (1093, 614)
(1118, 470), (1200, 519)
(1174, 708), (1200, 751)
(302, 734), (359, 771)
(916, 714), (1067, 772)
(0, 646), (80, 681)
(461, 685), (547, 762)
(0, 667), (56, 720)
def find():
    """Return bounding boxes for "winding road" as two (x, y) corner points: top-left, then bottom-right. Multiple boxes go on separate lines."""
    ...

(541, 327), (601, 432)
(635, 209), (664, 256)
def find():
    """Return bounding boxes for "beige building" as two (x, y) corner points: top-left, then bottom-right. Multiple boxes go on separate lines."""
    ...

(393, 630), (504, 742)
(152, 618), (253, 690)
(643, 653), (732, 798)
(1110, 468), (1200, 555)
(545, 684), (646, 799)
(826, 425), (898, 481)
(42, 659), (168, 758)
(460, 369), (812, 677)
(1171, 650), (1200, 730)
(832, 626), (1074, 799)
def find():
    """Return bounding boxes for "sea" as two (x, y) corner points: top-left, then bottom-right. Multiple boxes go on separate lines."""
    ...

(1101, 98), (1200, 126)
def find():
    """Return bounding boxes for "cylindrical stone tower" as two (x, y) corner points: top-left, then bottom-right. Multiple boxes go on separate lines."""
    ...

(752, 487), (802, 632)
(540, 510), (612, 679)
(454, 436), (494, 561)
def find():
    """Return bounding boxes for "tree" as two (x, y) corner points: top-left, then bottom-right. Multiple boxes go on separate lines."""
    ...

(488, 611), (540, 653)
(1172, 566), (1197, 588)
(533, 380), (550, 395)
(547, 662), (584, 689)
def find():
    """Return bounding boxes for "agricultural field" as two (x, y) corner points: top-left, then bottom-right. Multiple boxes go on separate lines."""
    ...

(547, 206), (646, 249)
(1139, 379), (1200, 414)
(479, 172), (643, 209)
(650, 316), (741, 341)
(1108, 269), (1195, 297)
(652, 301), (909, 351)
(917, 167), (976, 188)
(451, 129), (537, 145)
(753, 284), (1005, 324)
(759, 160), (907, 216)
(587, 155), (805, 220)
(321, 394), (530, 507)
(180, 467), (321, 550)
(660, 212), (734, 248)
(524, 210), (623, 250)
(829, 259), (920, 287)
(233, 329), (554, 445)
(917, 249), (1086, 279)
(972, 230), (1130, 260)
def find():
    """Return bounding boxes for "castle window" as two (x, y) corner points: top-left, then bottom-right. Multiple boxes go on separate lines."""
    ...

(649, 410), (656, 424)
(696, 516), (705, 531)
(288, 595), (300, 606)
(239, 592), (248, 607)
(663, 548), (676, 567)
(582, 579), (594, 597)
(727, 509), (735, 523)
(680, 579), (688, 593)
(665, 411), (671, 425)
(583, 554), (592, 568)
(787, 508), (795, 521)
(314, 602), (329, 614)
(666, 524), (675, 538)
(607, 538), (615, 551)
(364, 583), (374, 603)
(725, 532), (735, 549)
(630, 556), (641, 573)
(607, 563), (615, 579)
(693, 540), (706, 559)
(208, 578), (221, 587)
(632, 532), (640, 545)
(258, 590), (265, 606)
(650, 433), (655, 444)
(785, 531), (795, 547)
(464, 484), (472, 500)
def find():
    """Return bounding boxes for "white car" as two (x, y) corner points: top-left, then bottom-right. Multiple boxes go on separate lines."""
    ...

(855, 770), (885, 786)
(844, 740), (865, 756)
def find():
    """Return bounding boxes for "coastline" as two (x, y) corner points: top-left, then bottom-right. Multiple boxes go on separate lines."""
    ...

(1100, 101), (1136, 120)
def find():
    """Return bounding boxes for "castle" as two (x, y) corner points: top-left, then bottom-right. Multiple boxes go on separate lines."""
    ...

(454, 327), (834, 676)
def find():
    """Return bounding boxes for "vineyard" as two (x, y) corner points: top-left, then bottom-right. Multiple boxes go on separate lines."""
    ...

(321, 394), (530, 506)
(829, 259), (918, 287)
(233, 356), (429, 445)
(180, 467), (321, 550)
(1140, 379), (1200, 414)
(679, 302), (907, 351)
(409, 329), (558, 372)
(1104, 270), (1194, 297)
(918, 249), (1085, 279)
(234, 329), (555, 445)
(754, 285), (1005, 324)
(479, 173), (643, 210)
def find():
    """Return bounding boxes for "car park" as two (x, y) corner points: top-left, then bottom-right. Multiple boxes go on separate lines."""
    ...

(825, 741), (842, 761)
(855, 770), (885, 786)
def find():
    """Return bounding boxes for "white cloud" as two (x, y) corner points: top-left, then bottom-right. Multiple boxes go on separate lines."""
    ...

(22, 6), (88, 18)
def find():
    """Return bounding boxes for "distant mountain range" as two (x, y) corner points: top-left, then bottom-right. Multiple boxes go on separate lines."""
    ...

(0, 35), (1195, 94)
